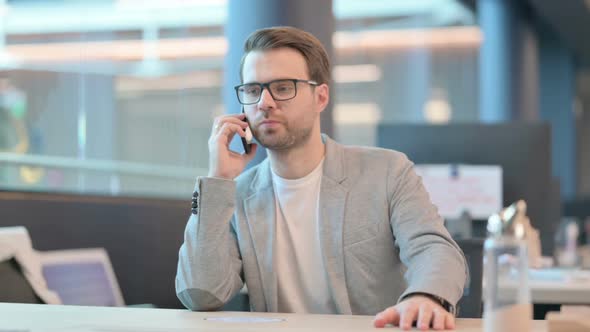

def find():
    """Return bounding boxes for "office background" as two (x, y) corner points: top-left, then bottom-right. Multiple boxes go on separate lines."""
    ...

(1, 0), (590, 312)
(1, 0), (588, 201)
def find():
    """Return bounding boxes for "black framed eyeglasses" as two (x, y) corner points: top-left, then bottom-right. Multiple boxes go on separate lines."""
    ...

(234, 79), (318, 105)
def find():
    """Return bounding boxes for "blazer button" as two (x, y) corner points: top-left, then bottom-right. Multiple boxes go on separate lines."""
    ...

(191, 191), (199, 215)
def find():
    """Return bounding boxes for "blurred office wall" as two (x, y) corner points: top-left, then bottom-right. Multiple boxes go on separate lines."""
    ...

(0, 0), (479, 198)
(2, 0), (588, 199)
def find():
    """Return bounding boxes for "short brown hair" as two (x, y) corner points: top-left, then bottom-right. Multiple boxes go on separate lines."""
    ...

(239, 26), (331, 85)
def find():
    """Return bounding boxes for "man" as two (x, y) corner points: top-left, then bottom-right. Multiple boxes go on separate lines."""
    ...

(176, 26), (467, 331)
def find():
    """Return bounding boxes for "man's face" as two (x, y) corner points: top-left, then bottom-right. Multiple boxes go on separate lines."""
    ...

(241, 48), (329, 151)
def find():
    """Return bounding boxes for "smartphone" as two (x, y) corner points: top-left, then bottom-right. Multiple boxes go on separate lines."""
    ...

(241, 107), (253, 154)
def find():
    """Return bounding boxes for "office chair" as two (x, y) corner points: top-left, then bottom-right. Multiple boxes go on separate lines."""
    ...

(455, 238), (484, 318)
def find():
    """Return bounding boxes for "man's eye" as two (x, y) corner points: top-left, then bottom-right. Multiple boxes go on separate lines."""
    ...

(275, 84), (293, 93)
(244, 86), (260, 95)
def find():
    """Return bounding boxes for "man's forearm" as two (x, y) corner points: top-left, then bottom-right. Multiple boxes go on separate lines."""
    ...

(175, 177), (243, 310)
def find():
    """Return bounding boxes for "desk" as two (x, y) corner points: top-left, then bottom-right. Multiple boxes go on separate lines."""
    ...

(529, 269), (590, 304)
(482, 269), (590, 305)
(0, 303), (547, 332)
(530, 279), (590, 304)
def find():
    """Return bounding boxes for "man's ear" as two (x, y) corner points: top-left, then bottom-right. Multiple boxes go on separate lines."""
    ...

(315, 83), (330, 113)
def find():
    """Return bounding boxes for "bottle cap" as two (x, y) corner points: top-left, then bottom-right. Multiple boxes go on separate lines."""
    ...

(487, 200), (527, 238)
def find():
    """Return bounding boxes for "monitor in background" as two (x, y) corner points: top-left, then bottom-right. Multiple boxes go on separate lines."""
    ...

(414, 164), (503, 220)
(39, 248), (125, 307)
(377, 123), (557, 255)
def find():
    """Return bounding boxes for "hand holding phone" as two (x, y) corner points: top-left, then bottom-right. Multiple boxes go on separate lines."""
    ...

(241, 108), (253, 154)
(207, 111), (256, 180)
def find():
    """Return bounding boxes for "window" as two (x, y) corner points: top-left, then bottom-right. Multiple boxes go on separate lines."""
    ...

(332, 0), (479, 146)
(0, 0), (227, 198)
(0, 0), (478, 198)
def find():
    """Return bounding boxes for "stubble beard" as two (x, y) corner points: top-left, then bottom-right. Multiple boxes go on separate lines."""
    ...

(253, 123), (313, 151)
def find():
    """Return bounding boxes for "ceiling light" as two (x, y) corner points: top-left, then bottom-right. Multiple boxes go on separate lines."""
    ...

(334, 103), (381, 125)
(333, 64), (381, 83)
(0, 26), (481, 72)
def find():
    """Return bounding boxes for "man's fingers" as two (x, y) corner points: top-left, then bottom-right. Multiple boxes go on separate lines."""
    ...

(373, 307), (400, 328)
(417, 305), (433, 331)
(400, 305), (418, 330)
(214, 120), (248, 134)
(374, 296), (454, 331)
(373, 313), (386, 328)
(444, 312), (455, 330)
(431, 309), (446, 330)
(212, 114), (248, 132)
(213, 113), (245, 123)
(217, 123), (246, 143)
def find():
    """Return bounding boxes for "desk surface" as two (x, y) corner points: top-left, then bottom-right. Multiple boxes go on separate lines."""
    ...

(0, 303), (548, 332)
(529, 269), (590, 304)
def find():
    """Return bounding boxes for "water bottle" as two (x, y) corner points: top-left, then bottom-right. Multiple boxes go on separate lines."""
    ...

(483, 201), (532, 332)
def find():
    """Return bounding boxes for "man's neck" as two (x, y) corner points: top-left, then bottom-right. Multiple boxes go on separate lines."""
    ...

(268, 131), (325, 180)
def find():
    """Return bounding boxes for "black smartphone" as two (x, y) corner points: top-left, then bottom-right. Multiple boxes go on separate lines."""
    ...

(241, 107), (253, 154)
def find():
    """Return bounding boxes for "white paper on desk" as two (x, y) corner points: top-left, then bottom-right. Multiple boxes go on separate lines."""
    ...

(46, 323), (281, 332)
(415, 164), (502, 219)
(205, 317), (285, 323)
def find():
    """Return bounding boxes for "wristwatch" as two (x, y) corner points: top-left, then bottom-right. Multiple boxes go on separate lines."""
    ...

(429, 294), (456, 316)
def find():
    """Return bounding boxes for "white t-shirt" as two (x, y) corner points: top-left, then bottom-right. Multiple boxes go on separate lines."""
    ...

(272, 158), (337, 313)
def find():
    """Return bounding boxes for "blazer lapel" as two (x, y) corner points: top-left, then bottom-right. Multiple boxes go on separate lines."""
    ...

(319, 136), (352, 314)
(244, 160), (278, 312)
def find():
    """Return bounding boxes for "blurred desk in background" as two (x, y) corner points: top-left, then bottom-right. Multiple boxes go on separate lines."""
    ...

(482, 268), (590, 319)
(528, 268), (590, 304)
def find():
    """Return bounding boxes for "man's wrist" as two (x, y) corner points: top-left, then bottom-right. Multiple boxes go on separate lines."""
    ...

(403, 293), (455, 315)
(191, 176), (236, 215)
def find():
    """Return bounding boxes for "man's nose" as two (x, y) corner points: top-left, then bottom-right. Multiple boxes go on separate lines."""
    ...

(257, 88), (277, 110)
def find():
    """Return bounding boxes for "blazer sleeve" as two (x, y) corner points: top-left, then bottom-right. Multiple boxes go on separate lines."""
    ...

(387, 155), (468, 306)
(175, 177), (244, 311)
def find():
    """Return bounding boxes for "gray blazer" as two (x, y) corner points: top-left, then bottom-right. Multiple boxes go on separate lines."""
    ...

(176, 136), (467, 315)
